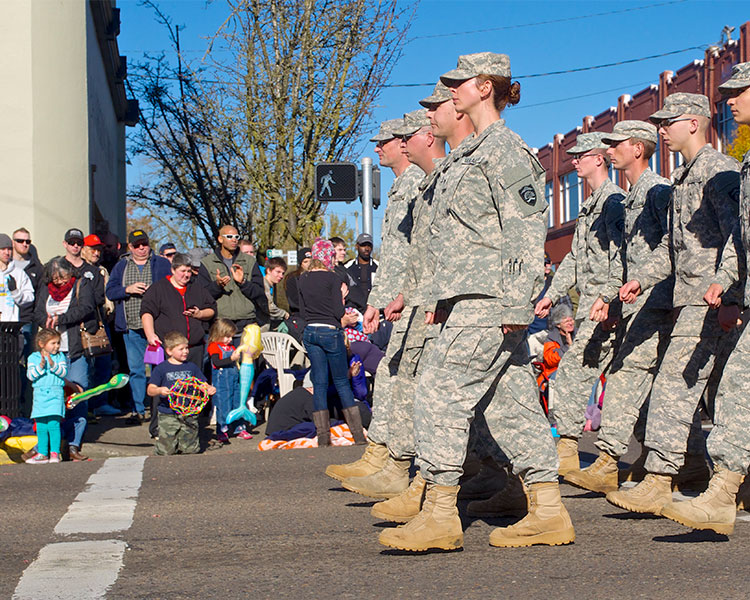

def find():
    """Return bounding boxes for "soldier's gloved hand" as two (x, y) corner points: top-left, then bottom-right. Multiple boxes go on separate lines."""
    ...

(6, 275), (16, 291)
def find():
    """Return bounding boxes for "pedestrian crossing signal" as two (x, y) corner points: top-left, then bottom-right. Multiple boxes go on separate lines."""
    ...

(315, 162), (359, 202)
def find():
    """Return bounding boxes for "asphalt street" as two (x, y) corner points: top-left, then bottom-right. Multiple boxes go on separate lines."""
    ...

(2, 420), (749, 600)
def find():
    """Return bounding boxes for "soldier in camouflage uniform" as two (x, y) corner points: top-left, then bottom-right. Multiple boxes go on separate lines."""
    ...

(607, 93), (742, 516)
(341, 108), (447, 499)
(325, 117), (422, 484)
(563, 121), (675, 493)
(367, 84), (485, 523)
(661, 63), (750, 535)
(534, 132), (625, 476)
(379, 53), (574, 552)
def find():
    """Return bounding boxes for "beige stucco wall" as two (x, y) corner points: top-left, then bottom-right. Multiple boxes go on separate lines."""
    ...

(0, 0), (125, 264)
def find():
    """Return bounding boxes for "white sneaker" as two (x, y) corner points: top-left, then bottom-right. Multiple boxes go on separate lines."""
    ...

(25, 454), (49, 464)
(49, 452), (61, 463)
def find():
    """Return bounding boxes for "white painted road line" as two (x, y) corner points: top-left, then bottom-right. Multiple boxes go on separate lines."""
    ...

(13, 540), (127, 600)
(13, 456), (148, 600)
(55, 456), (147, 535)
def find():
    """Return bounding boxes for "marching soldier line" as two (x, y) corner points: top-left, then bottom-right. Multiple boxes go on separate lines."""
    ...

(325, 54), (750, 551)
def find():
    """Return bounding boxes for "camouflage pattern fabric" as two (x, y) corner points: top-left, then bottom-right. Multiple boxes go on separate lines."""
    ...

(640, 147), (741, 475)
(607, 168), (673, 318)
(714, 151), (750, 306)
(412, 119), (557, 487)
(708, 317), (750, 474)
(595, 308), (673, 458)
(367, 164), (422, 309)
(545, 178), (625, 438)
(366, 319), (408, 446)
(155, 413), (200, 455)
(643, 145), (740, 307)
(644, 305), (739, 474)
(550, 317), (619, 438)
(545, 178), (625, 316)
(706, 151), (750, 474)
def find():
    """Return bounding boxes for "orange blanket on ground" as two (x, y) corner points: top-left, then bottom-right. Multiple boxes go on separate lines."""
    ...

(258, 424), (364, 451)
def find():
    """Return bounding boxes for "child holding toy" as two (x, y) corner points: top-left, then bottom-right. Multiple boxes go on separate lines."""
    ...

(207, 318), (252, 443)
(148, 331), (216, 455)
(26, 328), (67, 464)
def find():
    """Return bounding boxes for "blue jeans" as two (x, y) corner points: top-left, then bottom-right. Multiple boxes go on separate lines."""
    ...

(302, 326), (355, 412)
(212, 366), (243, 433)
(123, 328), (148, 415)
(63, 354), (90, 448)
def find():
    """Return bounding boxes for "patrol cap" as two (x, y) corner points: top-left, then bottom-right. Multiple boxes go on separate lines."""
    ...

(419, 81), (452, 107)
(602, 120), (658, 145)
(440, 52), (511, 84)
(650, 92), (711, 122)
(567, 132), (609, 155)
(393, 109), (431, 136)
(369, 118), (405, 142)
(719, 62), (750, 93)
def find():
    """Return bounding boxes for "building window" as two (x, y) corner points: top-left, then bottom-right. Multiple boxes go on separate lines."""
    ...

(649, 139), (661, 175)
(716, 99), (737, 152)
(546, 181), (554, 228)
(560, 170), (581, 222)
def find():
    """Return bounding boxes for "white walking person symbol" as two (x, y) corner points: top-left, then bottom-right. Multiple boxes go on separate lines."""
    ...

(320, 170), (335, 197)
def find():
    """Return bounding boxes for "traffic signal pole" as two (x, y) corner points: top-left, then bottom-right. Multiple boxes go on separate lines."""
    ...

(361, 156), (373, 236)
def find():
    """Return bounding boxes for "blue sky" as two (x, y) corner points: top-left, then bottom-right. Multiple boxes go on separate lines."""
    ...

(118, 0), (750, 247)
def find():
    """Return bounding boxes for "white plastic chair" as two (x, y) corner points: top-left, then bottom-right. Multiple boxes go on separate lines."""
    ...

(260, 332), (308, 400)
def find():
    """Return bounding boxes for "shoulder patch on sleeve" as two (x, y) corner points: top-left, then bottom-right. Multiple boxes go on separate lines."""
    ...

(518, 185), (537, 206)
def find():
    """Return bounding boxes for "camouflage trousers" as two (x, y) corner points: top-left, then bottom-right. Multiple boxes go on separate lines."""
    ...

(385, 306), (438, 460)
(414, 316), (558, 487)
(155, 413), (199, 455)
(645, 305), (739, 475)
(595, 308), (673, 458)
(551, 316), (619, 439)
(707, 315), (750, 474)
(366, 315), (409, 446)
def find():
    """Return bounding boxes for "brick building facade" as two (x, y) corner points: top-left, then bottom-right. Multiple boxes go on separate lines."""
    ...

(541, 21), (750, 264)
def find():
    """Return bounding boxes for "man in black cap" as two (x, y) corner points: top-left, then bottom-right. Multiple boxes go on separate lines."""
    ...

(106, 229), (172, 423)
(159, 243), (177, 263)
(346, 233), (378, 306)
(59, 228), (105, 309)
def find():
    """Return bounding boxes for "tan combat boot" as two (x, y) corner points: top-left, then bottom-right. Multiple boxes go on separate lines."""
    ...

(605, 473), (672, 515)
(371, 472), (426, 523)
(736, 475), (750, 512)
(557, 437), (579, 476)
(661, 468), (743, 535)
(325, 442), (388, 482)
(618, 449), (648, 483)
(467, 472), (528, 518)
(488, 482), (575, 547)
(671, 453), (711, 492)
(458, 458), (508, 500)
(564, 451), (619, 493)
(342, 455), (410, 499)
(379, 484), (463, 551)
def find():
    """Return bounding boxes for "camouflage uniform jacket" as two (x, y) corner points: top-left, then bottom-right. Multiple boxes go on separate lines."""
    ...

(400, 159), (443, 307)
(367, 164), (422, 308)
(714, 150), (750, 307)
(544, 178), (625, 318)
(642, 144), (739, 308)
(608, 168), (673, 316)
(426, 119), (548, 324)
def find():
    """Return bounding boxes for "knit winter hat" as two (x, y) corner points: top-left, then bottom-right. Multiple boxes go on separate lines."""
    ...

(311, 237), (336, 271)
